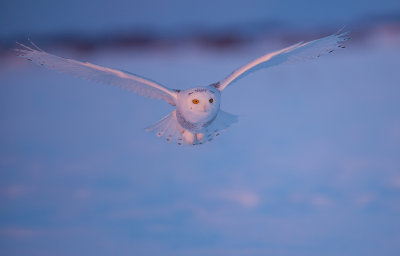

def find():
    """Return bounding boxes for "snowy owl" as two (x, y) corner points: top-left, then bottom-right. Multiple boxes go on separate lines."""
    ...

(16, 32), (349, 145)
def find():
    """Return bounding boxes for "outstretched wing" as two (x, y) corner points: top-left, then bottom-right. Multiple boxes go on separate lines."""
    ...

(213, 32), (350, 91)
(16, 43), (178, 105)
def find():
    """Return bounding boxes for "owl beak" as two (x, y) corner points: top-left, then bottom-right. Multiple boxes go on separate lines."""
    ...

(202, 105), (209, 112)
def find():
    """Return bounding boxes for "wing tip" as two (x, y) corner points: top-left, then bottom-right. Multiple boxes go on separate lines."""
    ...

(335, 29), (351, 45)
(15, 40), (44, 57)
(336, 31), (351, 49)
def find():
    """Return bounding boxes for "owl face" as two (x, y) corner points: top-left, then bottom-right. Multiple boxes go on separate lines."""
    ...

(177, 86), (221, 125)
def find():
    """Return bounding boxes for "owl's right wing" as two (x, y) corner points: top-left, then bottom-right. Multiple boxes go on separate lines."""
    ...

(212, 32), (349, 91)
(16, 43), (178, 106)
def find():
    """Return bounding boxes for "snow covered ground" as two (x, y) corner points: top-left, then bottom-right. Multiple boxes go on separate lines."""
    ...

(1, 31), (400, 256)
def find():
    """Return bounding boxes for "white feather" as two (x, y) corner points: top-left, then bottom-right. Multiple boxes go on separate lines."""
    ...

(215, 32), (350, 91)
(15, 43), (178, 105)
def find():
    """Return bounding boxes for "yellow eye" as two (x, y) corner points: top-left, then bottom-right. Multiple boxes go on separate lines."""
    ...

(192, 99), (199, 104)
(209, 98), (214, 103)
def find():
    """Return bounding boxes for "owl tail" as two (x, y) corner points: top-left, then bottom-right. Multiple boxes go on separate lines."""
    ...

(200, 110), (238, 144)
(145, 110), (238, 145)
(145, 110), (186, 145)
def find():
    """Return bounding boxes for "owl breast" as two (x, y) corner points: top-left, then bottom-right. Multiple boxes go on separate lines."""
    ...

(176, 109), (217, 131)
(176, 86), (221, 132)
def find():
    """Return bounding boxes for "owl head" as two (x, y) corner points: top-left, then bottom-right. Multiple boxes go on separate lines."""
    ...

(177, 86), (221, 123)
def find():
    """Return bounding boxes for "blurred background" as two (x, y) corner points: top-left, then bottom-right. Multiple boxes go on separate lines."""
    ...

(1, 0), (400, 255)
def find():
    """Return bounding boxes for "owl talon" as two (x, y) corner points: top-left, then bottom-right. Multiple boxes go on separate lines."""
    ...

(183, 130), (195, 144)
(195, 133), (204, 142)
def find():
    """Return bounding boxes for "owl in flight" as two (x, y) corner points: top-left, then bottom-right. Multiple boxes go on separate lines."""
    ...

(16, 32), (348, 145)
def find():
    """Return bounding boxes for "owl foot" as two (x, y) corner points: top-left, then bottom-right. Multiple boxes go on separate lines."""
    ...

(182, 130), (195, 144)
(195, 133), (204, 143)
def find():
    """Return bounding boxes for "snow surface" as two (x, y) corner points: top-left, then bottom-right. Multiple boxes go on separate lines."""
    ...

(1, 34), (400, 256)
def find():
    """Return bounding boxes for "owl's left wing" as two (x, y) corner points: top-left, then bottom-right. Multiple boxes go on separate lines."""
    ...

(16, 43), (178, 105)
(212, 32), (349, 91)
